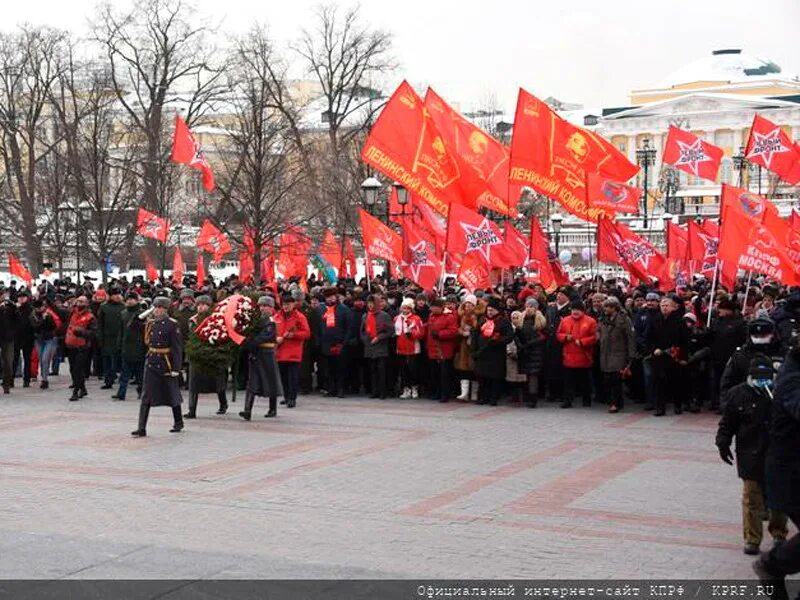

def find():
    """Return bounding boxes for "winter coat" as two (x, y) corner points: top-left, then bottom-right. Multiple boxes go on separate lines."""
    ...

(771, 305), (797, 353)
(472, 314), (514, 380)
(514, 312), (547, 375)
(319, 302), (353, 356)
(720, 341), (784, 398)
(360, 310), (393, 359)
(394, 313), (425, 356)
(120, 306), (146, 362)
(556, 313), (598, 369)
(30, 309), (60, 343)
(14, 302), (34, 345)
(171, 305), (196, 348)
(709, 314), (747, 366)
(65, 309), (97, 349)
(0, 300), (19, 344)
(505, 339), (527, 383)
(598, 311), (635, 373)
(426, 312), (459, 360)
(716, 382), (772, 482)
(544, 302), (571, 371)
(300, 304), (321, 350)
(767, 352), (800, 513)
(633, 307), (659, 357)
(98, 300), (124, 355)
(453, 309), (477, 372)
(275, 309), (311, 363)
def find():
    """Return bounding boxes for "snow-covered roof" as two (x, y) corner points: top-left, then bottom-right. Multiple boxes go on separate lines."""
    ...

(656, 49), (787, 88)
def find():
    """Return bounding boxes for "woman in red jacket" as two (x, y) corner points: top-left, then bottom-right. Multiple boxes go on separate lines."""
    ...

(556, 299), (598, 408)
(426, 298), (460, 403)
(394, 298), (425, 399)
(274, 293), (311, 408)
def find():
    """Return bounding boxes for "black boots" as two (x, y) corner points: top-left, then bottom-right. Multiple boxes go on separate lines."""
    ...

(524, 393), (538, 408)
(264, 396), (277, 418)
(184, 392), (198, 419)
(170, 406), (184, 433)
(131, 404), (150, 437)
(239, 391), (255, 421)
(216, 391), (228, 415)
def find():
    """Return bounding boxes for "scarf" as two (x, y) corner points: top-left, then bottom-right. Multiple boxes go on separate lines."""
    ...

(480, 317), (495, 338)
(365, 311), (378, 339)
(324, 305), (336, 328)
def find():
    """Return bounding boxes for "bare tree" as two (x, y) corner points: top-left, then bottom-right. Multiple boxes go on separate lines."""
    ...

(0, 26), (68, 274)
(92, 0), (225, 231)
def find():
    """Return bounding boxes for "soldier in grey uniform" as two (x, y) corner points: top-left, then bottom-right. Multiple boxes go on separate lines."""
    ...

(239, 296), (281, 421)
(131, 296), (184, 437)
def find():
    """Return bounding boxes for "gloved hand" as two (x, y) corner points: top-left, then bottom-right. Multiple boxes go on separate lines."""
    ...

(718, 446), (734, 465)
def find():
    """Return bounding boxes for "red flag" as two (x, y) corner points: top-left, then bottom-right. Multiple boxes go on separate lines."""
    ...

(8, 252), (32, 285)
(142, 249), (159, 282)
(195, 254), (206, 288)
(666, 222), (688, 260)
(458, 252), (492, 292)
(719, 203), (800, 285)
(361, 81), (461, 216)
(238, 250), (254, 282)
(171, 115), (215, 192)
(444, 202), (515, 268)
(528, 217), (567, 292)
(172, 247), (185, 285)
(277, 227), (312, 279)
(789, 210), (800, 234)
(342, 238), (356, 278)
(359, 209), (403, 263)
(663, 126), (724, 183)
(318, 229), (343, 273)
(196, 219), (231, 263)
(509, 88), (638, 222)
(597, 218), (674, 289)
(504, 222), (529, 268)
(411, 198), (447, 252)
(424, 88), (513, 216)
(401, 224), (441, 290)
(136, 208), (169, 243)
(260, 244), (275, 282)
(745, 114), (800, 185)
(586, 172), (641, 214)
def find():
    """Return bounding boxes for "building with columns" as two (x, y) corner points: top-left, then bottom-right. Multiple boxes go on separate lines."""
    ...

(554, 48), (800, 268)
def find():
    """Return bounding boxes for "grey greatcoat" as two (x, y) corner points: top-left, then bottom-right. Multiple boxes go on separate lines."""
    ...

(598, 311), (635, 373)
(244, 319), (283, 398)
(360, 310), (393, 359)
(141, 316), (183, 408)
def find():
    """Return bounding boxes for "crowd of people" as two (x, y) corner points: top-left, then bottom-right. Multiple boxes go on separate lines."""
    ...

(1, 269), (800, 590)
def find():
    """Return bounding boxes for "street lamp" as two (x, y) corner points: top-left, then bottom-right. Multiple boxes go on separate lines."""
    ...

(659, 166), (681, 215)
(733, 145), (761, 194)
(361, 176), (382, 214)
(636, 139), (657, 228)
(551, 213), (563, 255)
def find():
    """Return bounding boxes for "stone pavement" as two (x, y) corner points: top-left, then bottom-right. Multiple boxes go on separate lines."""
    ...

(0, 375), (788, 579)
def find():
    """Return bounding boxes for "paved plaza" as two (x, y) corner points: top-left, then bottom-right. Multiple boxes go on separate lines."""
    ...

(0, 375), (787, 580)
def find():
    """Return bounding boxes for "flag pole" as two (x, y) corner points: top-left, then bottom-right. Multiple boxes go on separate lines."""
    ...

(706, 259), (720, 328)
(742, 270), (754, 315)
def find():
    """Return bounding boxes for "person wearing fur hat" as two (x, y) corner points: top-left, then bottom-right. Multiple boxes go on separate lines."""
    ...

(184, 295), (230, 418)
(471, 296), (514, 406)
(239, 296), (281, 421)
(543, 286), (574, 404)
(395, 297), (425, 399)
(319, 286), (354, 398)
(426, 298), (460, 402)
(556, 299), (598, 408)
(514, 297), (548, 408)
(360, 294), (393, 399)
(112, 292), (146, 402)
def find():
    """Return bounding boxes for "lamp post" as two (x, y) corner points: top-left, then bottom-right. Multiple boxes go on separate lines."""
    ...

(659, 166), (681, 216)
(551, 213), (563, 256)
(636, 139), (657, 228)
(390, 181), (410, 220)
(361, 176), (382, 216)
(733, 145), (748, 187)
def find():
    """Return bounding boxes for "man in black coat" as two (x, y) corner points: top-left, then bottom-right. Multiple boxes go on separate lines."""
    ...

(720, 318), (784, 400)
(131, 297), (184, 437)
(644, 295), (688, 416)
(13, 290), (34, 387)
(0, 290), (19, 394)
(319, 287), (353, 398)
(709, 296), (748, 411)
(716, 356), (788, 556)
(240, 296), (280, 420)
(753, 344), (800, 596)
(543, 287), (572, 403)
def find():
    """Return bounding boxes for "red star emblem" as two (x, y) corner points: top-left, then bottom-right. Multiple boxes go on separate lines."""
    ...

(675, 138), (712, 177)
(404, 240), (436, 282)
(747, 128), (789, 169)
(461, 218), (502, 262)
(613, 233), (655, 269)
(144, 218), (164, 238)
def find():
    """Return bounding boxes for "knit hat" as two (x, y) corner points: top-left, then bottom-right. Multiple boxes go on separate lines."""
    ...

(487, 296), (503, 311)
(462, 294), (477, 306)
(748, 355), (775, 378)
(645, 292), (660, 301)
(525, 297), (539, 309)
(570, 299), (586, 312)
(401, 297), (415, 309)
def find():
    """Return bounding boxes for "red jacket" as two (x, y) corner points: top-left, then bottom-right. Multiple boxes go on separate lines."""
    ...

(394, 313), (425, 355)
(274, 309), (311, 363)
(426, 312), (459, 360)
(556, 313), (597, 368)
(65, 309), (95, 349)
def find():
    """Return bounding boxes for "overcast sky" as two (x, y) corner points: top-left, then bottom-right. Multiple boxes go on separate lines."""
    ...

(2, 0), (798, 113)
